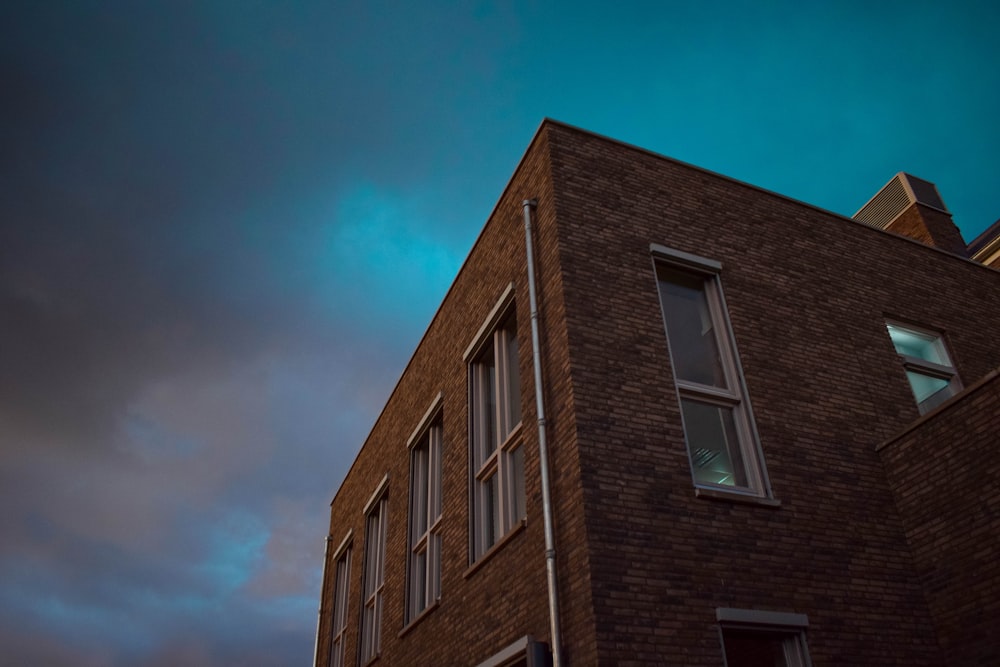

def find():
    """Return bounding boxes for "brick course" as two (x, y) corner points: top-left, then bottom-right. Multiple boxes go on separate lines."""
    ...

(879, 370), (1000, 666)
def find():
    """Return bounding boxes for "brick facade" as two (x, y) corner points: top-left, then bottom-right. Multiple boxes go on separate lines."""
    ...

(315, 121), (1000, 666)
(879, 370), (1000, 666)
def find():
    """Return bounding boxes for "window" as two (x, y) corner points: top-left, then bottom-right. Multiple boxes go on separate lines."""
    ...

(329, 540), (351, 667)
(467, 287), (525, 560)
(717, 608), (812, 667)
(473, 635), (550, 667)
(885, 321), (961, 414)
(360, 482), (387, 664)
(652, 248), (768, 496)
(722, 629), (811, 667)
(406, 399), (443, 621)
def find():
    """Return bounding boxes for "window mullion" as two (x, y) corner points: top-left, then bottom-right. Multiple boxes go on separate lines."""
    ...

(901, 356), (956, 378)
(677, 382), (740, 403)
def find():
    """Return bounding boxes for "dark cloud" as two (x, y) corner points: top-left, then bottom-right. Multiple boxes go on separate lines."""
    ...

(0, 4), (451, 661)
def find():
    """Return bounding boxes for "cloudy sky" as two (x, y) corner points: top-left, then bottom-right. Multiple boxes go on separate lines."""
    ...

(2, 1), (998, 664)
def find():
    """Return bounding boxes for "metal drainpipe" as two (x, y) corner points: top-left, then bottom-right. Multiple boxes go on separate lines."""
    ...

(312, 535), (333, 667)
(522, 199), (564, 667)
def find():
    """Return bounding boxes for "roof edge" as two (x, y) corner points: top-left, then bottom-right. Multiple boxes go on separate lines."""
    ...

(328, 119), (557, 507)
(541, 120), (994, 270)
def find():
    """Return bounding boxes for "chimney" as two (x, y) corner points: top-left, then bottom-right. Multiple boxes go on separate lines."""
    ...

(853, 173), (967, 256)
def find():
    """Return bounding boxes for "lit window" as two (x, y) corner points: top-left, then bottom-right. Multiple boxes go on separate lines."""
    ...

(886, 322), (961, 414)
(717, 608), (811, 667)
(407, 414), (443, 621)
(329, 542), (351, 667)
(467, 288), (525, 560)
(360, 486), (387, 664)
(653, 255), (768, 495)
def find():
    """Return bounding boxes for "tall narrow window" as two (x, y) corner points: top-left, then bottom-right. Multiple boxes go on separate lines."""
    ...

(468, 293), (525, 561)
(360, 491), (387, 664)
(886, 321), (961, 414)
(654, 258), (767, 495)
(329, 543), (351, 667)
(408, 419), (443, 621)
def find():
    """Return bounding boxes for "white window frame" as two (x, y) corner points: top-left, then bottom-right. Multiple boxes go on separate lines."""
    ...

(328, 533), (352, 667)
(651, 244), (771, 498)
(885, 320), (962, 414)
(464, 284), (526, 561)
(717, 608), (812, 667)
(359, 477), (388, 665)
(406, 394), (444, 622)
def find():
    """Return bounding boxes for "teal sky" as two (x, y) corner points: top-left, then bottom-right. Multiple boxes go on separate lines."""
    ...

(2, 1), (998, 664)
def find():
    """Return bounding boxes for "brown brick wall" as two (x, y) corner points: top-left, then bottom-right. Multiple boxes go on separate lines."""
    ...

(879, 371), (1000, 666)
(887, 203), (968, 256)
(543, 122), (1000, 665)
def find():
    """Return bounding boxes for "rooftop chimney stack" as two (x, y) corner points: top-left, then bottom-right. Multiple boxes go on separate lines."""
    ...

(854, 173), (967, 256)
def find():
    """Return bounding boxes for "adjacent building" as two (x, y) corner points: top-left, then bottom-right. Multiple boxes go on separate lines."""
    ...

(314, 120), (1000, 666)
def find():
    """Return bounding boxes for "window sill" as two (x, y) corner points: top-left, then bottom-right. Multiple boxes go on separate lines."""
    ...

(463, 519), (527, 579)
(397, 599), (440, 639)
(695, 486), (781, 508)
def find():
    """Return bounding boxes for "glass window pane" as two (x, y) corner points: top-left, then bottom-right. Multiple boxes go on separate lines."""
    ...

(483, 473), (499, 550)
(488, 362), (497, 445)
(376, 502), (387, 587)
(472, 357), (498, 469)
(509, 445), (526, 523)
(364, 516), (378, 595)
(723, 631), (791, 667)
(505, 319), (521, 430)
(681, 399), (747, 488)
(429, 427), (442, 521)
(658, 268), (728, 388)
(411, 549), (426, 616)
(906, 370), (955, 411)
(373, 596), (382, 658)
(887, 323), (948, 364)
(412, 445), (428, 537)
(429, 532), (441, 601)
(362, 604), (374, 658)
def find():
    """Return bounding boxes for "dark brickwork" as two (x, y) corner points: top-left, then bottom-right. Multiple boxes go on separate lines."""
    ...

(879, 371), (1000, 666)
(315, 121), (1000, 666)
(887, 203), (969, 256)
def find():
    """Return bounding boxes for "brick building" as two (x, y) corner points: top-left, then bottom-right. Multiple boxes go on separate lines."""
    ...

(313, 120), (1000, 666)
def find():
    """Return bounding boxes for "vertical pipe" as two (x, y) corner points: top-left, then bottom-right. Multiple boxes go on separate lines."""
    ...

(313, 535), (333, 667)
(522, 198), (564, 667)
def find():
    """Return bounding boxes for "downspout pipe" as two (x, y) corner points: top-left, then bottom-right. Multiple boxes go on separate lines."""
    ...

(522, 199), (564, 667)
(312, 535), (333, 667)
